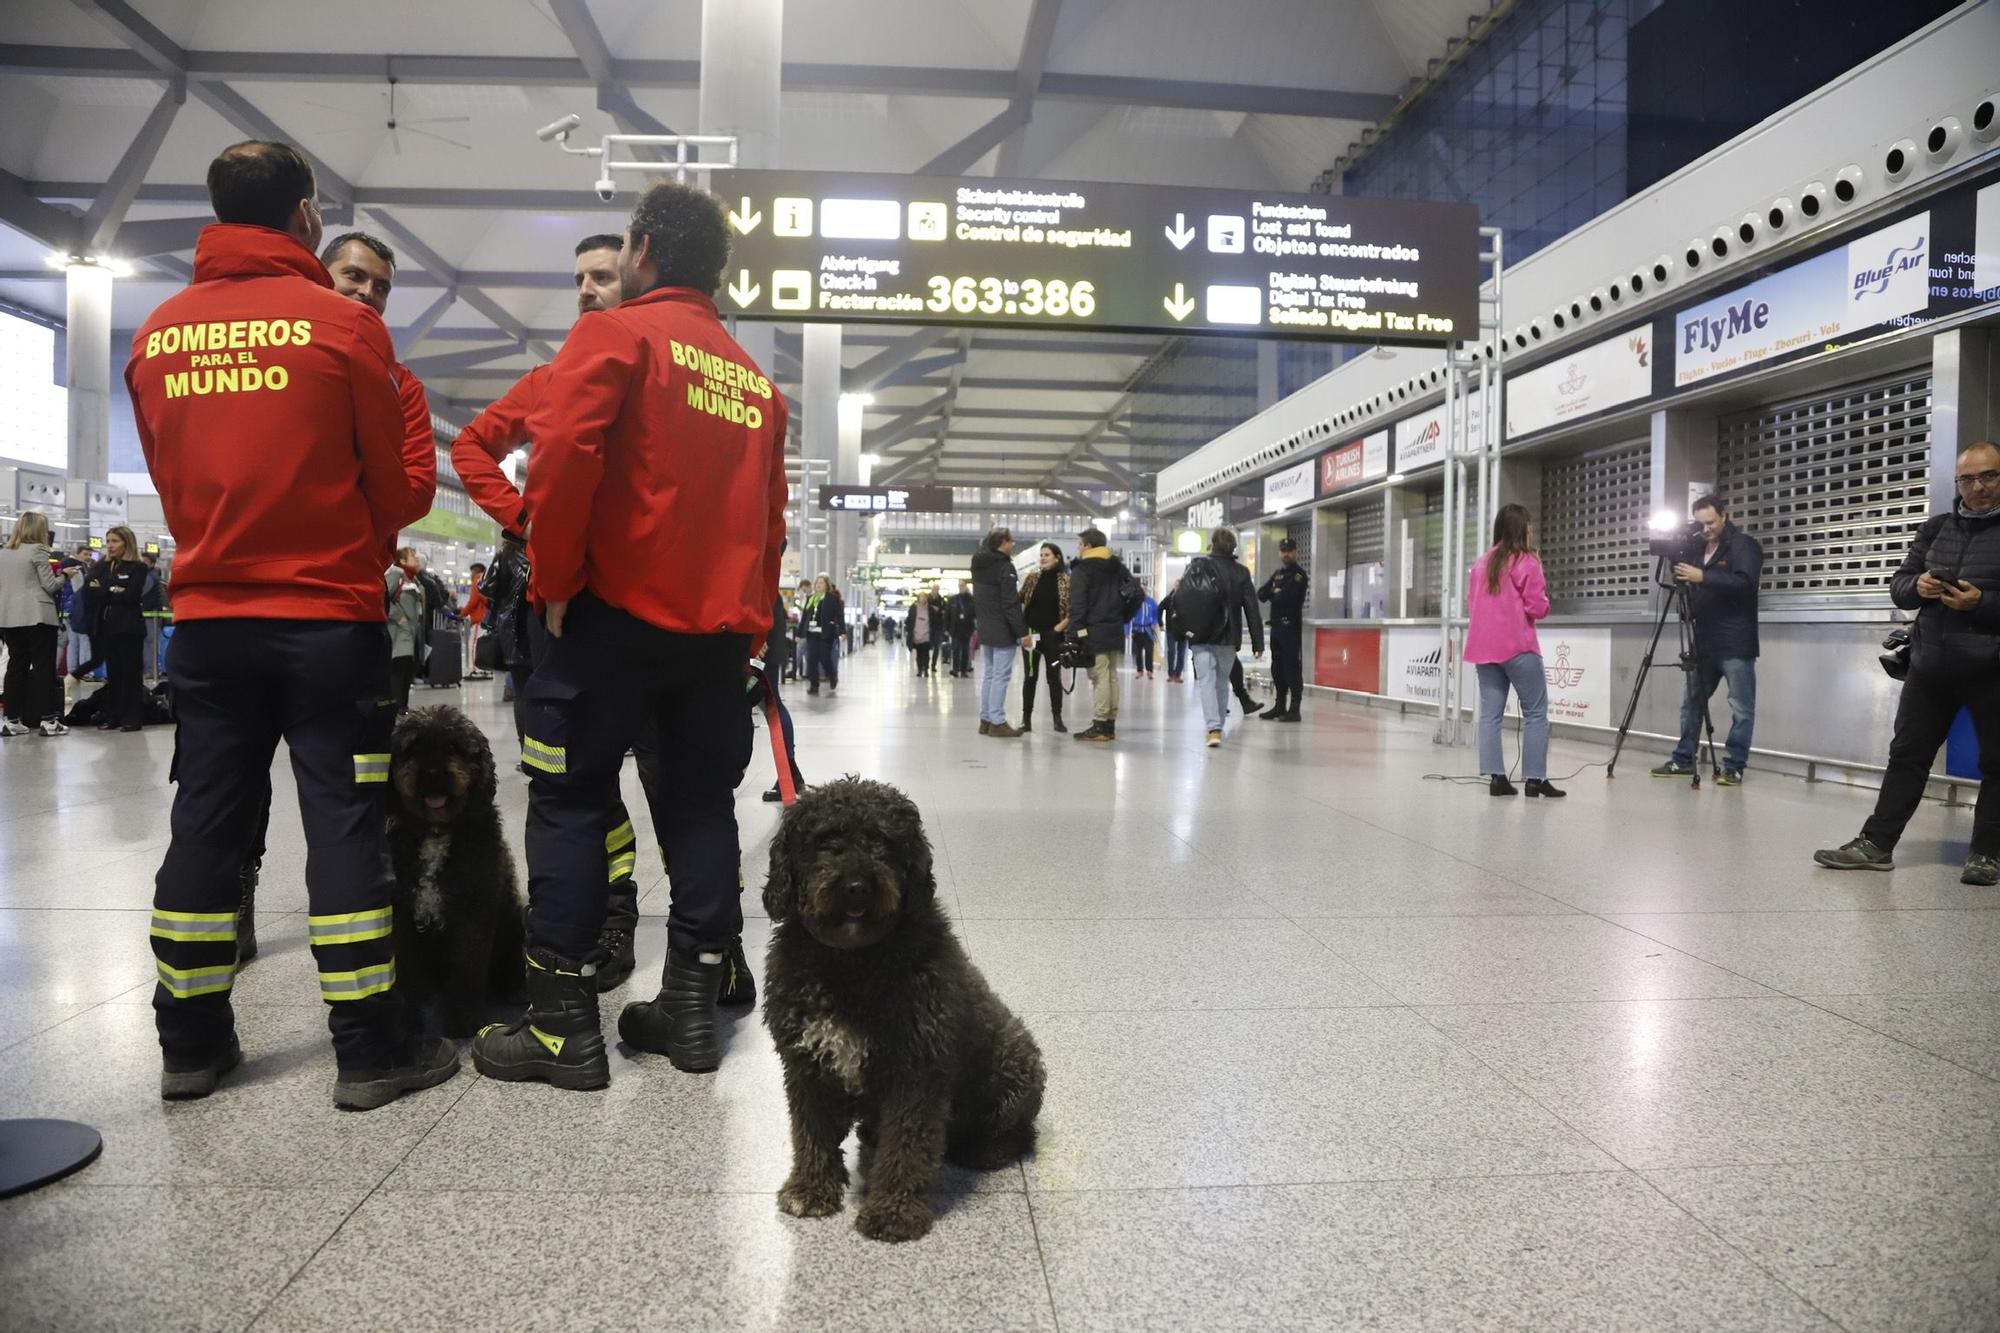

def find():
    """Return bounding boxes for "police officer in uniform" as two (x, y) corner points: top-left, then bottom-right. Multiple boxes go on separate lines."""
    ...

(1258, 538), (1309, 722)
(128, 141), (451, 1109)
(471, 182), (787, 1089)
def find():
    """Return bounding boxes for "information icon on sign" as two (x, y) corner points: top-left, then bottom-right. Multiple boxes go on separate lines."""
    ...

(773, 198), (813, 237)
(1207, 215), (1245, 254)
(772, 270), (813, 311)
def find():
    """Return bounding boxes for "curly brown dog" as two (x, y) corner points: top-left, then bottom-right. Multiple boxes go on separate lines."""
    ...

(387, 705), (526, 1037)
(761, 777), (1045, 1242)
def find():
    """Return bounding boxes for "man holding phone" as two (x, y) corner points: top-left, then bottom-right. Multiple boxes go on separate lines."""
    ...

(1817, 441), (2000, 884)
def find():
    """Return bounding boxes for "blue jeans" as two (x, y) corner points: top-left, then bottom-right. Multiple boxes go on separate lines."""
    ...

(1166, 634), (1188, 677)
(1671, 656), (1756, 771)
(1475, 652), (1548, 780)
(979, 643), (1016, 725)
(1192, 644), (1236, 731)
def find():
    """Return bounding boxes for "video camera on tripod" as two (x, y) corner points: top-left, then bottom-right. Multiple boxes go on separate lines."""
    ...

(1648, 517), (1706, 570)
(1606, 510), (1722, 783)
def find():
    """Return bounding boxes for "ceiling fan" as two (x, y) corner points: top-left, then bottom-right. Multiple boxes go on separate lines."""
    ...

(305, 77), (472, 153)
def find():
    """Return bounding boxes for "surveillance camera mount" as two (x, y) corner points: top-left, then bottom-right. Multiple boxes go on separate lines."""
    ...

(537, 117), (741, 197)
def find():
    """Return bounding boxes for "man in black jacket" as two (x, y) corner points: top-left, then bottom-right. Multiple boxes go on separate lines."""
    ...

(970, 527), (1032, 737)
(1818, 442), (2000, 885)
(1650, 495), (1762, 785)
(947, 585), (976, 676)
(1068, 527), (1133, 742)
(1187, 527), (1264, 747)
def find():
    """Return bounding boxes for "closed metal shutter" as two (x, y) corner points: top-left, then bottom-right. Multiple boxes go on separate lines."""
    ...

(1345, 502), (1384, 567)
(1716, 370), (1931, 603)
(1539, 439), (1652, 610)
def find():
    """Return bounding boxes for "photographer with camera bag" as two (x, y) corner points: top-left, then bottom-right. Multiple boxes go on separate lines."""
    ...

(1172, 527), (1263, 749)
(1816, 442), (2000, 885)
(1649, 495), (1762, 786)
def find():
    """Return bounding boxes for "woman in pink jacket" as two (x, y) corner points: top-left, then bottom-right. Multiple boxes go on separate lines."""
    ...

(1466, 504), (1562, 798)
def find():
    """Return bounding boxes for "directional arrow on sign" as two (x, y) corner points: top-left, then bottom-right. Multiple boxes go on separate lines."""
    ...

(726, 270), (761, 305)
(1164, 213), (1195, 250)
(1163, 283), (1196, 321)
(728, 198), (763, 233)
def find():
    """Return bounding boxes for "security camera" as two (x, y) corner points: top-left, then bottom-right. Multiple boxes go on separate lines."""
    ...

(536, 113), (583, 142)
(594, 176), (618, 202)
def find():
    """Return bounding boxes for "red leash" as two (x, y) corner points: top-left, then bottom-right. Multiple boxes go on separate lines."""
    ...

(749, 664), (799, 805)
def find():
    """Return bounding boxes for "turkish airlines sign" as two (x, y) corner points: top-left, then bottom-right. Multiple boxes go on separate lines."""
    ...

(1317, 430), (1388, 495)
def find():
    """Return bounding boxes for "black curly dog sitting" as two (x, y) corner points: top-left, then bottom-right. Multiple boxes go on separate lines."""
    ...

(762, 777), (1045, 1242)
(387, 706), (526, 1037)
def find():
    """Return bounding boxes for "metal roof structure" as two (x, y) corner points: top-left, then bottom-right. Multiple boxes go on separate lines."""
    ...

(0, 0), (1495, 500)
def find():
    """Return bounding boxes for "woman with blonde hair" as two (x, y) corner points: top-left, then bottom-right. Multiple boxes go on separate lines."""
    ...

(84, 524), (151, 730)
(0, 511), (66, 736)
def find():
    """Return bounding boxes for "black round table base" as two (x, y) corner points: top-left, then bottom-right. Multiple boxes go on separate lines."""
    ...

(0, 1119), (103, 1199)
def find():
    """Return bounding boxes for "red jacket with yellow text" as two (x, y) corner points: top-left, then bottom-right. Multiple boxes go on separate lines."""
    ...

(524, 287), (787, 638)
(449, 363), (547, 534)
(125, 225), (434, 621)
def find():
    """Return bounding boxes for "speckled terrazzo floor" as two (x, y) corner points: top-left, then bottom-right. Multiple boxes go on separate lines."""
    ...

(2, 644), (1995, 1331)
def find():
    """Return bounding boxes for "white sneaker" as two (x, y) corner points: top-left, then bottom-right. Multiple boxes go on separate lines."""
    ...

(0, 719), (30, 737)
(39, 720), (70, 737)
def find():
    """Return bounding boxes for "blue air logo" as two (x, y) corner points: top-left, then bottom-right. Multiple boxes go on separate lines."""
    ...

(1852, 235), (1925, 299)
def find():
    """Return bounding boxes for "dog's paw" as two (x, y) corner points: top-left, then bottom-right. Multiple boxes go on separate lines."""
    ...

(777, 1176), (845, 1218)
(854, 1194), (933, 1243)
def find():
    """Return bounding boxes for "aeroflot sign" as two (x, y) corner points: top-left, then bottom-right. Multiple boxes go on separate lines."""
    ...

(1674, 213), (1932, 387)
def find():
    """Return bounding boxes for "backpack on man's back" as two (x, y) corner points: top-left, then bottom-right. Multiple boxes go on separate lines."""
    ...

(1167, 557), (1227, 642)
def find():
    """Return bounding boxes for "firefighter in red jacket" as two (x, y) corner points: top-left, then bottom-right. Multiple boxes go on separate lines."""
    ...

(235, 227), (440, 966)
(471, 183), (788, 1089)
(127, 141), (452, 1110)
(450, 232), (744, 1001)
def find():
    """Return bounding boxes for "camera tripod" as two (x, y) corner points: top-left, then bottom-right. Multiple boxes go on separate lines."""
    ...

(1607, 557), (1720, 785)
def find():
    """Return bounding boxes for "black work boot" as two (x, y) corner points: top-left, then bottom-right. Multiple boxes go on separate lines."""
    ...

(161, 1036), (243, 1101)
(718, 937), (756, 1008)
(596, 878), (640, 993)
(618, 948), (723, 1073)
(333, 1033), (460, 1111)
(472, 946), (610, 1090)
(235, 859), (260, 967)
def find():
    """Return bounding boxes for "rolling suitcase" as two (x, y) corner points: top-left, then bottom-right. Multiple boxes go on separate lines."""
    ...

(424, 626), (463, 686)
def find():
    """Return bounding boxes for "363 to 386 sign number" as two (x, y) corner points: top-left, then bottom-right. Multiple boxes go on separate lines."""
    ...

(924, 276), (1096, 318)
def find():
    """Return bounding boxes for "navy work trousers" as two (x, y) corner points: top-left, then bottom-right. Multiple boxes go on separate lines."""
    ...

(153, 619), (404, 1068)
(519, 595), (752, 958)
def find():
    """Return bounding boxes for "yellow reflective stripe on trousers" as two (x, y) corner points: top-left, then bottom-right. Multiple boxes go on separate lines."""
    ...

(320, 960), (396, 1000)
(522, 737), (566, 774)
(354, 752), (390, 784)
(606, 820), (637, 880)
(156, 959), (237, 998)
(308, 907), (392, 946)
(149, 909), (238, 943)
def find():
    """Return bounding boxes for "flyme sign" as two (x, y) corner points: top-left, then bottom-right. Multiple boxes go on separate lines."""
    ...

(1674, 212), (1932, 387)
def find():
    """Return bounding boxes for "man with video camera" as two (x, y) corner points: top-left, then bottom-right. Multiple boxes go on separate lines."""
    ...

(1816, 441), (2000, 886)
(1649, 494), (1762, 785)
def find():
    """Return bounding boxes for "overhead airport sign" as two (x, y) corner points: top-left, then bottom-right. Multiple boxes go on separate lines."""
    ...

(817, 484), (956, 513)
(713, 168), (1480, 345)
